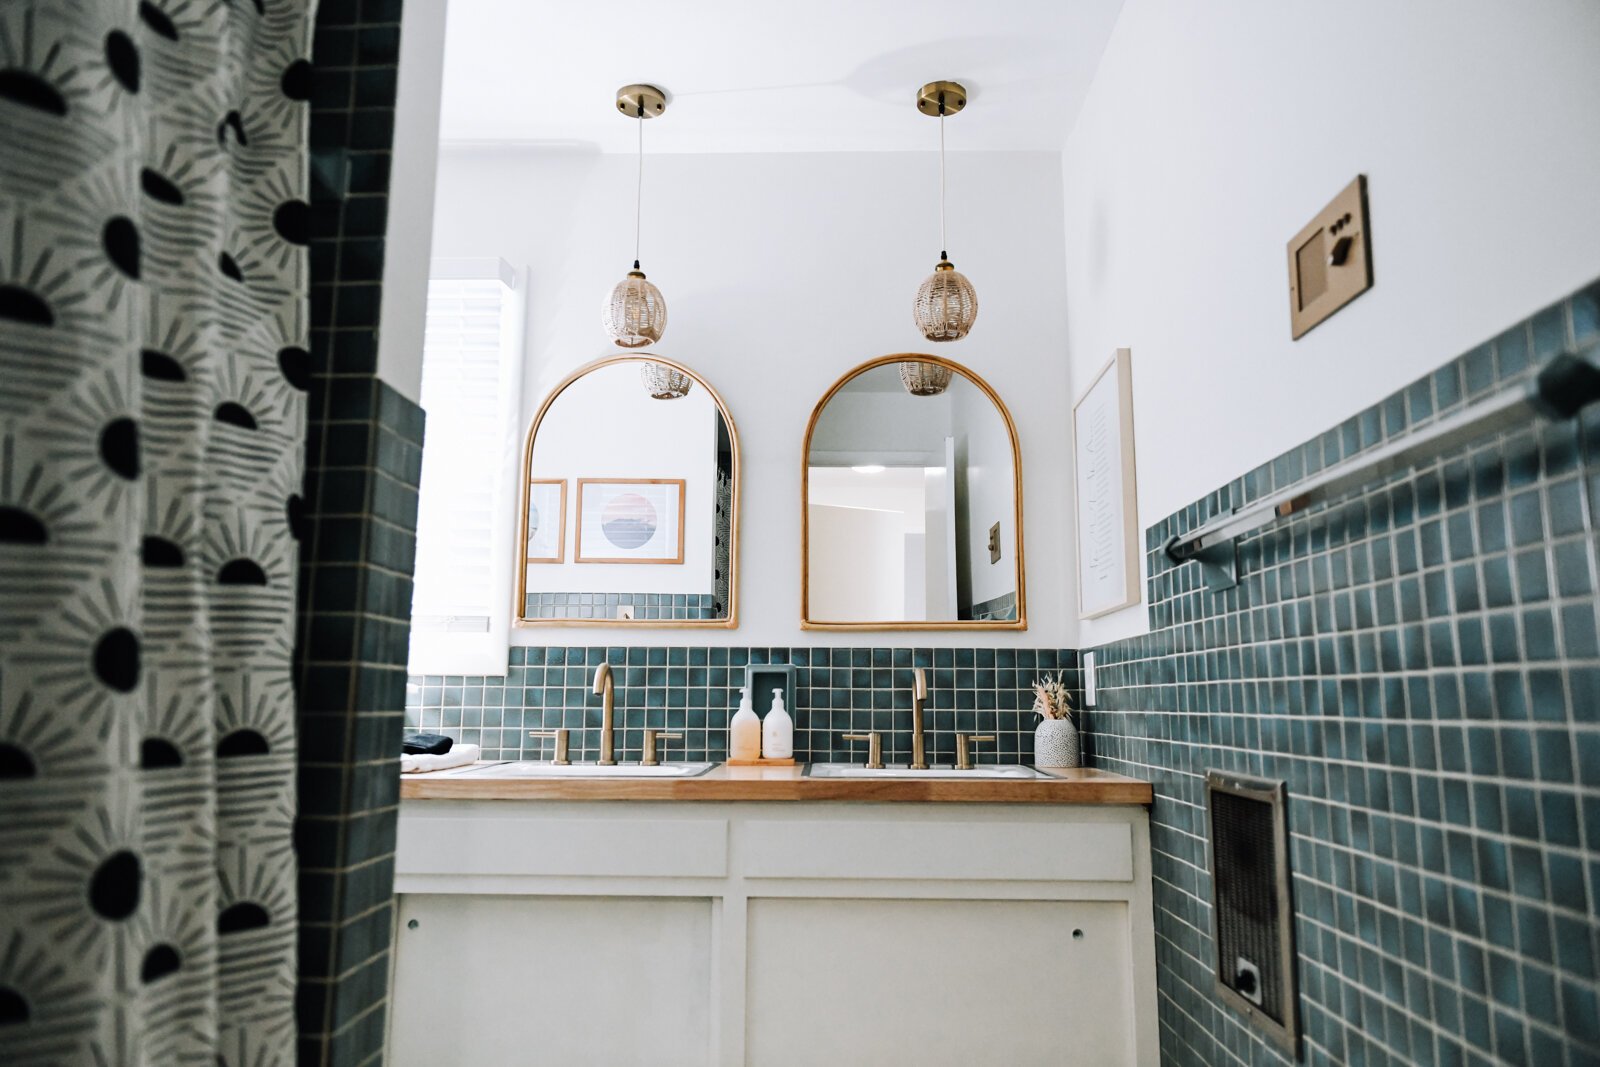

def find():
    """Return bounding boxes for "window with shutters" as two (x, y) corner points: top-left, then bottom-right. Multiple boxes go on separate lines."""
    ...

(407, 259), (524, 674)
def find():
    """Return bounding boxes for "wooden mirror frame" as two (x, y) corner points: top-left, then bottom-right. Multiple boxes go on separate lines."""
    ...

(514, 354), (740, 629)
(801, 353), (1027, 631)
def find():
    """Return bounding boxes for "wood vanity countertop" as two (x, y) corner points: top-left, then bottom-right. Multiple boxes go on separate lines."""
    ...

(399, 764), (1153, 805)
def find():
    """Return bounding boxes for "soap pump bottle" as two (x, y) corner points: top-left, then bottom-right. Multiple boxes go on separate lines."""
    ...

(730, 687), (761, 761)
(762, 688), (793, 760)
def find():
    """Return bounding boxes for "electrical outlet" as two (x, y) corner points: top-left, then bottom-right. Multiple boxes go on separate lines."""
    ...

(988, 521), (1001, 564)
(616, 604), (634, 620)
(1083, 651), (1097, 706)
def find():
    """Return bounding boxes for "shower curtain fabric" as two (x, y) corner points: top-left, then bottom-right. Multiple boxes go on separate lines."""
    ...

(0, 1), (312, 1063)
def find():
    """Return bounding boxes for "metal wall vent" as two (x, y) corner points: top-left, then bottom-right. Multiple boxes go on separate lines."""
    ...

(1206, 770), (1301, 1057)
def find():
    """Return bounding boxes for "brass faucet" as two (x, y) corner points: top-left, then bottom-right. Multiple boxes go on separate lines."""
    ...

(592, 662), (616, 765)
(843, 731), (884, 769)
(641, 729), (682, 767)
(527, 728), (570, 765)
(910, 667), (929, 770)
(955, 733), (994, 770)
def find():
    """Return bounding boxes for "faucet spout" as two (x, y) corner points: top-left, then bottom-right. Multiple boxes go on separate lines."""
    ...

(592, 662), (616, 765)
(910, 667), (928, 770)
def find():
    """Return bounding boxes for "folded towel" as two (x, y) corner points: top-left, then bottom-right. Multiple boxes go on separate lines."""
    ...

(401, 744), (480, 773)
(402, 732), (454, 756)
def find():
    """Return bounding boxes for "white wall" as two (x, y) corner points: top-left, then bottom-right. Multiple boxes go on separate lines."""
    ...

(1062, 0), (1600, 644)
(432, 147), (1075, 646)
(378, 0), (450, 403)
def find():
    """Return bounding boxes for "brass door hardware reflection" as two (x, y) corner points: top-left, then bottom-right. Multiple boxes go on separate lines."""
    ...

(1288, 175), (1372, 340)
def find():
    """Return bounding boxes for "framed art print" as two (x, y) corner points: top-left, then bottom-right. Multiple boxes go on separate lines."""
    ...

(575, 479), (686, 564)
(525, 479), (567, 563)
(1073, 348), (1141, 618)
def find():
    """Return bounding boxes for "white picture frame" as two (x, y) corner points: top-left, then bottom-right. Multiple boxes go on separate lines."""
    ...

(575, 479), (686, 564)
(1073, 348), (1141, 618)
(525, 479), (567, 563)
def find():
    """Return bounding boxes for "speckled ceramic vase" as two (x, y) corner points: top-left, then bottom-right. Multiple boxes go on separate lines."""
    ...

(1034, 718), (1080, 768)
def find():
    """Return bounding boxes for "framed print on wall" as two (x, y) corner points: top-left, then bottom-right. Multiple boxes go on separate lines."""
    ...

(1073, 348), (1141, 618)
(575, 479), (686, 564)
(526, 479), (567, 563)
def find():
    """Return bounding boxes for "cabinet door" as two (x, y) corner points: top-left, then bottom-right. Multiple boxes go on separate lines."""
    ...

(746, 897), (1133, 1066)
(392, 894), (713, 1066)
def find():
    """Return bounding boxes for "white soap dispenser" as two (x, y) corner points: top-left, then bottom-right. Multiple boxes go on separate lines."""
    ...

(730, 686), (761, 761)
(762, 688), (793, 760)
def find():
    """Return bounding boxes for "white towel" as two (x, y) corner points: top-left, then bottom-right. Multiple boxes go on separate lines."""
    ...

(401, 744), (480, 773)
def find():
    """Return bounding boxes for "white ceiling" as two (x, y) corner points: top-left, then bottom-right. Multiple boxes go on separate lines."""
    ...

(438, 0), (1126, 152)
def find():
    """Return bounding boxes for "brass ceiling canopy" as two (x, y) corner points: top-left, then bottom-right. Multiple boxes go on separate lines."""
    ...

(615, 83), (668, 118)
(916, 80), (967, 117)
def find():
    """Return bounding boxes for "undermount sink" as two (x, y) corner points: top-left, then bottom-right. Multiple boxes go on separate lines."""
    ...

(447, 761), (716, 779)
(806, 763), (1045, 780)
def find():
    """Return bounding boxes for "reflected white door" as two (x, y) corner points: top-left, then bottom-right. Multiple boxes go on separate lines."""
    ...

(808, 503), (905, 621)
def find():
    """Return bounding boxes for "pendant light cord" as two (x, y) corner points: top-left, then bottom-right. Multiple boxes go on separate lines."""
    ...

(633, 104), (644, 269)
(938, 103), (947, 260)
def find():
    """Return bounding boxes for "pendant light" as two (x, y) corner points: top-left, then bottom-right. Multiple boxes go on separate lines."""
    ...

(898, 361), (952, 396)
(640, 360), (693, 400)
(602, 83), (668, 349)
(910, 80), (978, 345)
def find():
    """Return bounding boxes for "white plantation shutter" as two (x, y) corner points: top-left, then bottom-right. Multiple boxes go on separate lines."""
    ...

(408, 260), (523, 673)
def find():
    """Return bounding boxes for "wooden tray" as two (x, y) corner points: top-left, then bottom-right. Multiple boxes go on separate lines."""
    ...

(725, 757), (796, 767)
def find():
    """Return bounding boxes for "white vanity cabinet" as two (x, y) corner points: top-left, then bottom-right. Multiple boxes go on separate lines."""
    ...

(390, 799), (1158, 1066)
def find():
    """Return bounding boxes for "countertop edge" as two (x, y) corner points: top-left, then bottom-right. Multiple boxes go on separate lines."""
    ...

(398, 765), (1154, 806)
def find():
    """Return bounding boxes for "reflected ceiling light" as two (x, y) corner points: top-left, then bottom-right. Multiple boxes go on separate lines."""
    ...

(898, 360), (952, 397)
(852, 464), (886, 474)
(911, 80), (978, 344)
(641, 360), (693, 400)
(602, 84), (669, 349)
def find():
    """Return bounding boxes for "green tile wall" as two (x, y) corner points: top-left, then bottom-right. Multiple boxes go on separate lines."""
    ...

(296, 0), (417, 1064)
(1084, 278), (1600, 1066)
(407, 646), (1078, 767)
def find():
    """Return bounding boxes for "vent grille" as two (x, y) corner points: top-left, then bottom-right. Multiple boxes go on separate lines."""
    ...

(1206, 771), (1300, 1057)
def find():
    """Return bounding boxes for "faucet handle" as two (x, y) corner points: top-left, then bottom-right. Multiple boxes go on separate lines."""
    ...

(841, 732), (884, 770)
(641, 729), (683, 767)
(955, 733), (995, 770)
(527, 728), (570, 765)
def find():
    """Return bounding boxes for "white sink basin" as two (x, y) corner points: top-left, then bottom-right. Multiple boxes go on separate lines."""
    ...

(806, 763), (1044, 780)
(447, 761), (716, 779)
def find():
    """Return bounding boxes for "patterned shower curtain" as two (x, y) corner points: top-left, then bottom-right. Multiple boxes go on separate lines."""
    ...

(1, 1), (311, 1063)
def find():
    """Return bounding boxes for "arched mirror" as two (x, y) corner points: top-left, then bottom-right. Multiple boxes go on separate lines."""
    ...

(515, 355), (739, 627)
(802, 354), (1025, 630)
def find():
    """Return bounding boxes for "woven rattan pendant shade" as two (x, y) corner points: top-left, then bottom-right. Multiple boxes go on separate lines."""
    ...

(913, 260), (978, 343)
(604, 269), (666, 348)
(641, 359), (692, 399)
(899, 360), (952, 396)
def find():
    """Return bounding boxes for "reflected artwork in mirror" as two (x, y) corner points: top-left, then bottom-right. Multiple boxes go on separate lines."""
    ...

(802, 354), (1025, 630)
(516, 355), (739, 627)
